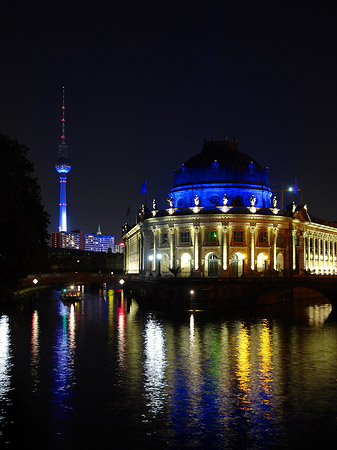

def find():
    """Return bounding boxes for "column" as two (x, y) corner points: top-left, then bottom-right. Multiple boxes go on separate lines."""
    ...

(303, 231), (307, 271)
(193, 225), (200, 270)
(272, 226), (278, 270)
(152, 227), (157, 271)
(292, 229), (297, 271)
(307, 235), (311, 271)
(169, 227), (175, 268)
(222, 225), (228, 270)
(318, 235), (322, 273)
(328, 238), (331, 273)
(313, 234), (316, 273)
(250, 226), (255, 270)
(125, 241), (129, 273)
(332, 236), (336, 274)
(323, 235), (326, 273)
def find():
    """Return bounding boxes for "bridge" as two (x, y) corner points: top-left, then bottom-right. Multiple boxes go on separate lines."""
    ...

(17, 272), (337, 312)
(122, 275), (337, 311)
(17, 272), (124, 295)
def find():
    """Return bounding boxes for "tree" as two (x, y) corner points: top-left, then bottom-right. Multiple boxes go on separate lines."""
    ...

(0, 133), (50, 295)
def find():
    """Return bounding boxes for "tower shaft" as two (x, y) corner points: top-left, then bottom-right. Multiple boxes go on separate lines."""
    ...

(58, 174), (68, 232)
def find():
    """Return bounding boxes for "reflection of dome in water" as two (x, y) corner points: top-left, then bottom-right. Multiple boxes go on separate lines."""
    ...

(170, 138), (272, 208)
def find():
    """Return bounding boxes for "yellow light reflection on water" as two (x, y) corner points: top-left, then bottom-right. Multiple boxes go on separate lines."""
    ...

(259, 319), (272, 397)
(108, 289), (114, 345)
(31, 310), (39, 391)
(236, 323), (251, 405)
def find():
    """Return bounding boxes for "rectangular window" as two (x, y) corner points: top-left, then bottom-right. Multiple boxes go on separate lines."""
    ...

(161, 232), (168, 245)
(233, 231), (243, 243)
(206, 231), (217, 243)
(180, 232), (190, 243)
(258, 231), (267, 243)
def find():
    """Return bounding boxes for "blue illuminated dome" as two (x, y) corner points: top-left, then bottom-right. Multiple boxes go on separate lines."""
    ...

(169, 138), (272, 208)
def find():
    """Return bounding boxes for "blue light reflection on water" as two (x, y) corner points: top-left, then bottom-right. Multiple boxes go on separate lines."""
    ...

(0, 292), (337, 449)
(52, 301), (77, 415)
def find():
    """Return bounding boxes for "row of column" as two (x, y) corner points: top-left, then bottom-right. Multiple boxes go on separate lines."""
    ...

(303, 232), (337, 274)
(145, 224), (281, 273)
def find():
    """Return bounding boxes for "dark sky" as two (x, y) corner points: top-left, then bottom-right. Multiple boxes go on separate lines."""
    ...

(1, 4), (337, 241)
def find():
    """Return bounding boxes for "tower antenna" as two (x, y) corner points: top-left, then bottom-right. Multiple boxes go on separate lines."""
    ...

(55, 86), (72, 232)
(61, 85), (66, 145)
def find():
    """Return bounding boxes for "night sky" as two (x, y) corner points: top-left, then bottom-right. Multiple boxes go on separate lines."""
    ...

(1, 4), (336, 241)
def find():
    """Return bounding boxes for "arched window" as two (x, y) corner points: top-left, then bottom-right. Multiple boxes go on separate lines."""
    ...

(257, 252), (268, 272)
(207, 253), (219, 277)
(231, 252), (246, 277)
(181, 253), (192, 277)
(276, 253), (284, 271)
(161, 253), (170, 274)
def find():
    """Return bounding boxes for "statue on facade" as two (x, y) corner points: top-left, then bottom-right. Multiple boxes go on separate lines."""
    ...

(167, 196), (174, 208)
(292, 201), (296, 213)
(250, 195), (256, 207)
(272, 195), (277, 208)
(223, 194), (228, 206)
(194, 195), (199, 206)
(152, 198), (157, 210)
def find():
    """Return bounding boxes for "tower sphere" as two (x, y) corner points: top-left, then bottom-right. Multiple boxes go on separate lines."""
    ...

(169, 138), (272, 208)
(55, 156), (72, 174)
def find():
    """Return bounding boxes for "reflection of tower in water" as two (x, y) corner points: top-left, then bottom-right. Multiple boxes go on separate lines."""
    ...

(55, 86), (72, 232)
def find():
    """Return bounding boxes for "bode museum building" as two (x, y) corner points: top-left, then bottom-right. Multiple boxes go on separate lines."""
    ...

(123, 138), (337, 278)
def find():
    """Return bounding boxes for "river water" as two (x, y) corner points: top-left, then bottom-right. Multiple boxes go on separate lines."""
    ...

(1, 289), (337, 449)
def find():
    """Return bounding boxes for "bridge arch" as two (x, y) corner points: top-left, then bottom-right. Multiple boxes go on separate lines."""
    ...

(257, 286), (330, 305)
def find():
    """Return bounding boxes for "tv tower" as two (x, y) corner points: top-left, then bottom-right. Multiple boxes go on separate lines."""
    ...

(55, 86), (72, 232)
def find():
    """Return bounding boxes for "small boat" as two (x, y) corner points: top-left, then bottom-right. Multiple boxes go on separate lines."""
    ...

(61, 285), (83, 302)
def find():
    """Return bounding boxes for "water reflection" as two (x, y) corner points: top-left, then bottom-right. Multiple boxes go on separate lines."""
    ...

(30, 310), (39, 391)
(307, 303), (332, 326)
(1, 293), (337, 449)
(259, 319), (272, 393)
(0, 316), (11, 416)
(117, 291), (126, 371)
(143, 316), (167, 416)
(53, 301), (77, 412)
(236, 323), (251, 405)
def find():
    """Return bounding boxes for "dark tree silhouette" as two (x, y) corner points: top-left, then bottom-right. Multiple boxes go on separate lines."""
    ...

(0, 133), (50, 295)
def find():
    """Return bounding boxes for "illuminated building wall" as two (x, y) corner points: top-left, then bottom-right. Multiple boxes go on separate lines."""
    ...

(51, 231), (116, 253)
(84, 234), (115, 252)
